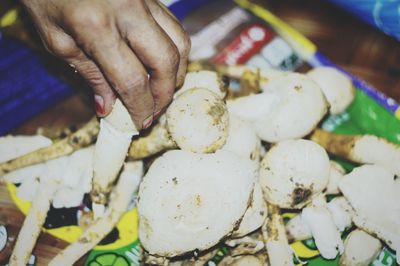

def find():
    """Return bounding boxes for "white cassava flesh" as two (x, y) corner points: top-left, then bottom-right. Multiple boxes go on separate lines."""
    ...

(49, 161), (143, 266)
(138, 150), (256, 257)
(285, 215), (312, 242)
(254, 73), (327, 142)
(301, 196), (344, 259)
(263, 204), (294, 266)
(232, 182), (267, 238)
(128, 117), (176, 160)
(128, 87), (229, 160)
(92, 99), (138, 209)
(175, 70), (228, 99)
(326, 161), (345, 195)
(3, 147), (94, 208)
(0, 135), (51, 164)
(166, 88), (229, 153)
(339, 164), (400, 264)
(327, 196), (354, 233)
(307, 67), (355, 115)
(228, 73), (328, 143)
(259, 139), (330, 209)
(227, 92), (279, 123)
(9, 180), (58, 266)
(286, 196), (353, 242)
(221, 114), (261, 161)
(0, 117), (99, 176)
(311, 129), (400, 176)
(340, 229), (382, 266)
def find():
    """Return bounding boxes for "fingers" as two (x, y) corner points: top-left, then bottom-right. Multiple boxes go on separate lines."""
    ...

(67, 52), (116, 117)
(41, 28), (116, 117)
(146, 0), (191, 87)
(61, 2), (157, 129)
(46, 0), (191, 129)
(79, 36), (155, 129)
(117, 2), (180, 114)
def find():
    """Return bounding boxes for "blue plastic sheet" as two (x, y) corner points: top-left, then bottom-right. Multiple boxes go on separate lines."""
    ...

(328, 0), (400, 41)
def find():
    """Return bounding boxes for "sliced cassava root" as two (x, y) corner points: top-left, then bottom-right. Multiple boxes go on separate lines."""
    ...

(91, 99), (138, 211)
(286, 196), (354, 242)
(4, 66), (394, 265)
(228, 73), (328, 143)
(48, 161), (143, 266)
(138, 150), (256, 257)
(128, 120), (176, 160)
(301, 196), (344, 259)
(176, 70), (229, 99)
(339, 164), (400, 264)
(259, 139), (330, 209)
(232, 182), (267, 238)
(128, 87), (229, 160)
(166, 87), (229, 153)
(311, 128), (400, 176)
(9, 180), (59, 266)
(262, 204), (293, 266)
(1, 71), (228, 176)
(340, 229), (382, 266)
(307, 67), (355, 115)
(0, 117), (99, 176)
(0, 135), (52, 164)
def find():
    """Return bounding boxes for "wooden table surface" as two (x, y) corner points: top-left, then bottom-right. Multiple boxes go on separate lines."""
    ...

(1, 0), (399, 265)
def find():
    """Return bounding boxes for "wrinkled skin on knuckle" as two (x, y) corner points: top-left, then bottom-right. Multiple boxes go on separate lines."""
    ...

(118, 73), (149, 99)
(79, 62), (107, 87)
(43, 31), (79, 58)
(62, 3), (111, 39)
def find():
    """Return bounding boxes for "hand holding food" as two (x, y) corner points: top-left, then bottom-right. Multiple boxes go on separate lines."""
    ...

(20, 0), (191, 129)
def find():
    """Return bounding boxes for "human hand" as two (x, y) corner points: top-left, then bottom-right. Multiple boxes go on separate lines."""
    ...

(21, 0), (191, 129)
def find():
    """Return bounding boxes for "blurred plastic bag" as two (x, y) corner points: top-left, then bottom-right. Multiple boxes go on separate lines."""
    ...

(328, 0), (400, 41)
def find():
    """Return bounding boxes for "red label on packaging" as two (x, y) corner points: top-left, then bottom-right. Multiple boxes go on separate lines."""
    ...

(212, 24), (274, 64)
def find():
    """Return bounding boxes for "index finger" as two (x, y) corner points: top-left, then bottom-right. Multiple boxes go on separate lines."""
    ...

(117, 3), (180, 114)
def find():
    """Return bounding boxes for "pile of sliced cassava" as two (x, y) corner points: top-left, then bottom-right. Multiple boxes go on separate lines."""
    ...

(0, 65), (399, 266)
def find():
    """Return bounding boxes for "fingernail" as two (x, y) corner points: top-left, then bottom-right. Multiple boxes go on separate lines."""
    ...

(142, 114), (153, 129)
(94, 95), (105, 116)
(153, 109), (163, 121)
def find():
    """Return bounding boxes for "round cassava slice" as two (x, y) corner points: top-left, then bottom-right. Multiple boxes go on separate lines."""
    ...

(232, 181), (267, 238)
(138, 150), (257, 257)
(166, 88), (229, 153)
(259, 139), (330, 209)
(307, 67), (355, 115)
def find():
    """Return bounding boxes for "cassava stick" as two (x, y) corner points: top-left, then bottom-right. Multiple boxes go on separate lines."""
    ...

(301, 196), (344, 259)
(0, 117), (99, 176)
(91, 99), (138, 216)
(128, 121), (176, 160)
(49, 161), (143, 266)
(36, 124), (79, 140)
(9, 180), (59, 266)
(226, 69), (261, 99)
(128, 87), (229, 160)
(262, 204), (294, 266)
(311, 128), (400, 176)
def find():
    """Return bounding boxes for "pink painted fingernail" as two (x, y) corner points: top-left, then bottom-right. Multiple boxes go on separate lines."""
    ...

(153, 109), (163, 121)
(94, 95), (105, 116)
(142, 114), (153, 129)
